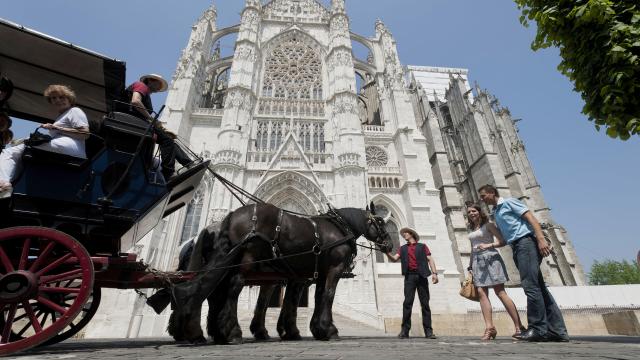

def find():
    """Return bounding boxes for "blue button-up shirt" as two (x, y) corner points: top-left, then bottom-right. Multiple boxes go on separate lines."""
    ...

(493, 197), (533, 244)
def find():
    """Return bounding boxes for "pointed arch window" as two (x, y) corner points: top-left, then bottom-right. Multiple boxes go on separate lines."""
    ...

(374, 205), (401, 263)
(180, 189), (205, 245)
(312, 123), (325, 152)
(256, 122), (269, 151)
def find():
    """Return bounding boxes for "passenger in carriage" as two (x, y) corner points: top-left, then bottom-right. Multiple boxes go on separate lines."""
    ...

(121, 74), (193, 180)
(0, 76), (13, 108)
(0, 112), (11, 150)
(0, 84), (89, 198)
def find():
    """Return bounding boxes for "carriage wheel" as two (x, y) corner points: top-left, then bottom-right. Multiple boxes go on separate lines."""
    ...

(0, 227), (94, 356)
(40, 287), (101, 346)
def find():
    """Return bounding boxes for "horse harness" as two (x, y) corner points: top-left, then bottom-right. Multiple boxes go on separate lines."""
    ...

(243, 204), (356, 280)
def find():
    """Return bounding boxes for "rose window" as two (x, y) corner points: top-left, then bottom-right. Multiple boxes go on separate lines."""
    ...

(262, 35), (323, 100)
(366, 146), (388, 167)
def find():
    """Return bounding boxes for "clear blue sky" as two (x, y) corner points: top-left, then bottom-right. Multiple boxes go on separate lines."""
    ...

(3, 0), (638, 274)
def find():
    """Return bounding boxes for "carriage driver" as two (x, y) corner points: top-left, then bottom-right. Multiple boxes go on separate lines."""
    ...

(122, 74), (193, 180)
(386, 227), (438, 339)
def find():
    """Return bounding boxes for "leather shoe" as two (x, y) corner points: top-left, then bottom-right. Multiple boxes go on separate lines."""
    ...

(516, 329), (547, 342)
(546, 334), (570, 342)
(424, 331), (437, 339)
(398, 332), (409, 339)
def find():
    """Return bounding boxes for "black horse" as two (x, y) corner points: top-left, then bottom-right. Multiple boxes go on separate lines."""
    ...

(167, 202), (392, 344)
(166, 224), (309, 344)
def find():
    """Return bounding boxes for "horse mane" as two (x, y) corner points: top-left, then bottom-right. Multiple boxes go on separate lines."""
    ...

(332, 208), (368, 235)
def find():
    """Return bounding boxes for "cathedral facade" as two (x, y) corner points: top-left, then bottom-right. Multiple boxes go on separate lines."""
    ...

(86, 0), (585, 338)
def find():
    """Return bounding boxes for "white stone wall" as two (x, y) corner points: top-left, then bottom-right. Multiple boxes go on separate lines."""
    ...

(84, 1), (583, 339)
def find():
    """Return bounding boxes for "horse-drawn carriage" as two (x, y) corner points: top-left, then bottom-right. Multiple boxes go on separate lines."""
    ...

(0, 18), (209, 355)
(0, 18), (394, 355)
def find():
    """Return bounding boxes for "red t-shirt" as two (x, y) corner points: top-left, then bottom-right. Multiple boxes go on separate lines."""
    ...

(130, 81), (151, 96)
(397, 242), (431, 271)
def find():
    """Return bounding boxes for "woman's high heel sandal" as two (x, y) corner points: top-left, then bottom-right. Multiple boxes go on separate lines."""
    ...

(512, 326), (527, 339)
(481, 327), (497, 341)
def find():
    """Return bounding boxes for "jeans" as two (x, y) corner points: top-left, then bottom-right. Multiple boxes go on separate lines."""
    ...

(154, 126), (191, 179)
(511, 236), (568, 337)
(401, 273), (432, 335)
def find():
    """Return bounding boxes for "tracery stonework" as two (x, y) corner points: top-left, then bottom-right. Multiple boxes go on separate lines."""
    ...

(262, 34), (323, 100)
(365, 146), (388, 167)
(263, 0), (330, 22)
(89, 1), (585, 340)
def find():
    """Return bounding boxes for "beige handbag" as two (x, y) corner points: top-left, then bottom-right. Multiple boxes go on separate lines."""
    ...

(459, 273), (480, 301)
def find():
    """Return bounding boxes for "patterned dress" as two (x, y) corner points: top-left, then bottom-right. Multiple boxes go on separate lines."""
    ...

(470, 224), (509, 287)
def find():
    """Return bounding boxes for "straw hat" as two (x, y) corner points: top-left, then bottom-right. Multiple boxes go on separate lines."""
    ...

(140, 74), (168, 92)
(399, 227), (419, 241)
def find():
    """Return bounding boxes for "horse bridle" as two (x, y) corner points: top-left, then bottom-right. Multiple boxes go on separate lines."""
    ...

(366, 212), (391, 249)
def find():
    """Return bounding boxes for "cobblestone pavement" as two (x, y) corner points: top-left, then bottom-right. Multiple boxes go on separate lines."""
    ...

(14, 336), (640, 360)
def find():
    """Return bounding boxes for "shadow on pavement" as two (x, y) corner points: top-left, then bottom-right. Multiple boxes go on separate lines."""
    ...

(18, 339), (177, 357)
(570, 336), (640, 344)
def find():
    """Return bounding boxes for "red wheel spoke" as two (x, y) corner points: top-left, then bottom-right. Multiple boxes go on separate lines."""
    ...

(18, 237), (32, 270)
(39, 269), (83, 284)
(35, 253), (73, 277)
(29, 241), (56, 273)
(39, 311), (49, 328)
(38, 287), (80, 294)
(0, 245), (14, 273)
(1, 303), (17, 344)
(23, 301), (43, 334)
(0, 227), (94, 353)
(36, 296), (67, 315)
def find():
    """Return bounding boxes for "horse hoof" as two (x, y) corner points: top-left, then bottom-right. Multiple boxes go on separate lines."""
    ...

(254, 331), (270, 341)
(281, 332), (302, 341)
(190, 336), (207, 345)
(227, 337), (243, 345)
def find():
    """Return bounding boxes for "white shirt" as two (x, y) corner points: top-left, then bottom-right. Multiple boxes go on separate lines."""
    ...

(36, 107), (88, 158)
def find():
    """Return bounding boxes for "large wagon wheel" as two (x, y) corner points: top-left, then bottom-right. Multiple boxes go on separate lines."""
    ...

(41, 286), (101, 346)
(0, 227), (94, 356)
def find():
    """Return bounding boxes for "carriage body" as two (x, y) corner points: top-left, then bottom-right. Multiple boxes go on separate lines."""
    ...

(0, 18), (207, 355)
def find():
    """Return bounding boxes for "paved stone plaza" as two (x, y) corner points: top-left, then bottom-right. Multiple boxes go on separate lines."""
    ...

(15, 336), (640, 360)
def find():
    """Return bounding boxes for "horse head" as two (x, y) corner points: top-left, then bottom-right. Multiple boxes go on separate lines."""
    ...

(364, 201), (393, 253)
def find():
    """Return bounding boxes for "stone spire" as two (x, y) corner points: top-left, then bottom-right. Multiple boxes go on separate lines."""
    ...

(216, 0), (261, 147)
(172, 2), (217, 81)
(331, 0), (346, 14)
(375, 19), (404, 90)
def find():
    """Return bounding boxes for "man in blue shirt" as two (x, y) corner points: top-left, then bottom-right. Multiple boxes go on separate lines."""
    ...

(478, 184), (569, 342)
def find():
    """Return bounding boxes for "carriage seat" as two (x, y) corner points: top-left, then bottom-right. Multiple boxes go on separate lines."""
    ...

(102, 112), (154, 154)
(103, 112), (153, 137)
(22, 147), (86, 168)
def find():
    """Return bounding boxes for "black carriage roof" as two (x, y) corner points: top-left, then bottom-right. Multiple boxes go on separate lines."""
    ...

(0, 17), (126, 123)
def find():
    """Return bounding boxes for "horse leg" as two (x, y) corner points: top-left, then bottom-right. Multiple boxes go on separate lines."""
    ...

(250, 284), (276, 341)
(169, 282), (207, 343)
(213, 272), (244, 345)
(205, 290), (225, 344)
(278, 281), (306, 340)
(309, 275), (326, 340)
(311, 262), (347, 341)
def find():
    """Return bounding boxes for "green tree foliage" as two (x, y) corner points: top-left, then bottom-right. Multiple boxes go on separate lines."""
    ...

(589, 259), (640, 285)
(515, 1), (640, 140)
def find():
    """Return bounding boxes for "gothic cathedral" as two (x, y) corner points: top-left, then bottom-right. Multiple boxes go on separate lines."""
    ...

(86, 1), (585, 337)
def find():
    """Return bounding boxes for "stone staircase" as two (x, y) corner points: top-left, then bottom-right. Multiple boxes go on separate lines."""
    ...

(237, 307), (387, 338)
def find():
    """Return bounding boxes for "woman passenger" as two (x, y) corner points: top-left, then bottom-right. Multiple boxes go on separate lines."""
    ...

(467, 203), (525, 340)
(0, 85), (89, 198)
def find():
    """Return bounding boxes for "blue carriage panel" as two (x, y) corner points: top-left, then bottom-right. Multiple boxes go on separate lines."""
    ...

(89, 147), (168, 213)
